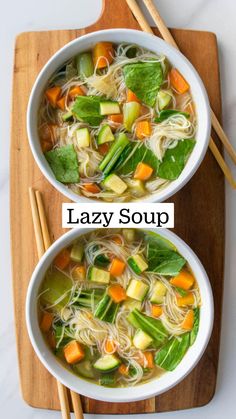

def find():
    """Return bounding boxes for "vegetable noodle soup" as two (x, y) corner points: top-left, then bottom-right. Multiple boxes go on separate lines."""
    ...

(39, 229), (200, 388)
(38, 42), (197, 202)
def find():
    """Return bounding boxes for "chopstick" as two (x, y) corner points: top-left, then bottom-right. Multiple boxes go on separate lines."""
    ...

(29, 187), (84, 419)
(125, 0), (236, 188)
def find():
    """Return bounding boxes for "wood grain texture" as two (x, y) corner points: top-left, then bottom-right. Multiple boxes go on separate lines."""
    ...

(10, 0), (224, 414)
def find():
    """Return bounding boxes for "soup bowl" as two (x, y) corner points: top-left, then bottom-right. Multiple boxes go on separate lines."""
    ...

(26, 228), (213, 402)
(27, 28), (210, 203)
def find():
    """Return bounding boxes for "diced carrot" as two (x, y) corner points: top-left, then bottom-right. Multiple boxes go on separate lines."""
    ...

(40, 312), (53, 332)
(127, 89), (141, 103)
(108, 114), (123, 124)
(45, 86), (61, 107)
(83, 183), (101, 194)
(182, 309), (194, 330)
(68, 85), (85, 99)
(98, 143), (110, 155)
(72, 265), (86, 281)
(54, 249), (71, 270)
(110, 235), (122, 245)
(177, 292), (195, 307)
(134, 162), (153, 180)
(151, 305), (163, 318)
(108, 284), (126, 303)
(39, 123), (56, 152)
(118, 363), (129, 376)
(47, 332), (56, 349)
(138, 352), (154, 369)
(56, 95), (66, 110)
(104, 339), (116, 354)
(136, 120), (152, 140)
(170, 271), (195, 290)
(169, 68), (190, 94)
(93, 42), (114, 69)
(109, 259), (126, 277)
(64, 340), (85, 364)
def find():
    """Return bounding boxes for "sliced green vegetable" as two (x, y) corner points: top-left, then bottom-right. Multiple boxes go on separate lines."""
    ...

(102, 173), (127, 195)
(45, 144), (79, 183)
(70, 243), (84, 263)
(133, 329), (153, 350)
(155, 109), (190, 123)
(122, 298), (142, 311)
(123, 102), (141, 131)
(76, 52), (94, 78)
(88, 266), (110, 284)
(190, 308), (200, 345)
(123, 61), (163, 106)
(100, 101), (120, 115)
(97, 125), (115, 145)
(127, 179), (146, 197)
(127, 254), (148, 274)
(62, 110), (73, 121)
(76, 127), (90, 148)
(157, 139), (196, 180)
(128, 309), (168, 346)
(94, 354), (121, 372)
(117, 142), (160, 176)
(73, 360), (95, 379)
(94, 293), (119, 323)
(99, 133), (130, 175)
(126, 279), (149, 301)
(150, 281), (167, 304)
(72, 95), (104, 126)
(155, 333), (190, 371)
(99, 373), (116, 387)
(73, 289), (104, 308)
(40, 268), (72, 310)
(157, 90), (172, 110)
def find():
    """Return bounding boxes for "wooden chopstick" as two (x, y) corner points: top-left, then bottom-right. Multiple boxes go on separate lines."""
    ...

(29, 188), (84, 419)
(125, 0), (236, 188)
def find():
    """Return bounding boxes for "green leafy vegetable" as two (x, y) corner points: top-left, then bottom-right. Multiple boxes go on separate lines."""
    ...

(155, 333), (190, 371)
(146, 238), (186, 276)
(99, 373), (116, 387)
(144, 231), (176, 251)
(190, 308), (200, 345)
(94, 293), (119, 323)
(117, 142), (160, 176)
(45, 145), (79, 183)
(155, 109), (190, 123)
(72, 95), (104, 126)
(123, 62), (163, 106)
(40, 268), (73, 310)
(127, 309), (168, 346)
(73, 289), (104, 308)
(157, 139), (196, 180)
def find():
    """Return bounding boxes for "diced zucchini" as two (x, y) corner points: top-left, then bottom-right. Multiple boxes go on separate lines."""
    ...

(97, 124), (115, 144)
(99, 133), (130, 175)
(123, 102), (141, 131)
(133, 329), (153, 350)
(100, 101), (120, 115)
(127, 254), (148, 274)
(76, 52), (94, 78)
(70, 243), (84, 262)
(62, 110), (73, 121)
(94, 294), (119, 323)
(73, 360), (95, 379)
(127, 179), (145, 197)
(150, 281), (167, 304)
(76, 127), (90, 147)
(88, 266), (110, 284)
(93, 354), (121, 372)
(126, 279), (149, 301)
(122, 229), (135, 243)
(122, 298), (142, 311)
(157, 90), (172, 110)
(102, 173), (127, 195)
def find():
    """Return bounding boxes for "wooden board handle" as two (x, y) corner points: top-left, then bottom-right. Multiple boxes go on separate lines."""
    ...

(89, 0), (139, 30)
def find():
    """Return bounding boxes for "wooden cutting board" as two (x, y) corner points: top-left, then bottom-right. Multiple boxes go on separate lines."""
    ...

(10, 0), (224, 414)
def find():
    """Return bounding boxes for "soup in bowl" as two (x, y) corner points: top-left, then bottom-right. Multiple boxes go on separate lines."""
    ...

(26, 228), (213, 402)
(27, 29), (210, 203)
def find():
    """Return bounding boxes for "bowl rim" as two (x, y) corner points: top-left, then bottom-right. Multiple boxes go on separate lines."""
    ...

(26, 227), (214, 402)
(27, 28), (211, 204)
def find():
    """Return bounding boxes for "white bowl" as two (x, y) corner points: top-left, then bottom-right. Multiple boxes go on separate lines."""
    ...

(26, 228), (214, 402)
(27, 29), (211, 203)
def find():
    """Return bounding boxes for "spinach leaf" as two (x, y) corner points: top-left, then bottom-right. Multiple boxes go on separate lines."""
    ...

(144, 232), (176, 251)
(157, 139), (196, 180)
(45, 144), (79, 183)
(155, 333), (190, 371)
(190, 308), (200, 345)
(146, 239), (186, 276)
(117, 142), (160, 176)
(155, 109), (190, 123)
(72, 95), (104, 126)
(123, 62), (163, 106)
(128, 309), (168, 346)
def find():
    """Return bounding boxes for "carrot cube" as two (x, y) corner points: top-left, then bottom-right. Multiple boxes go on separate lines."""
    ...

(134, 162), (153, 180)
(151, 305), (163, 318)
(40, 312), (54, 332)
(64, 340), (85, 364)
(127, 89), (140, 103)
(177, 292), (195, 307)
(68, 85), (85, 99)
(182, 309), (194, 330)
(54, 249), (70, 270)
(108, 284), (126, 303)
(45, 86), (62, 107)
(136, 120), (152, 140)
(169, 68), (190, 94)
(109, 259), (126, 277)
(170, 271), (195, 290)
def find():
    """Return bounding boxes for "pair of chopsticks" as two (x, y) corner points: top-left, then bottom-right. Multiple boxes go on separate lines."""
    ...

(126, 0), (236, 188)
(29, 188), (84, 419)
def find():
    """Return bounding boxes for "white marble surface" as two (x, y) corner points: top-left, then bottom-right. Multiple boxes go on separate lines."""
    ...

(1, 0), (236, 417)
